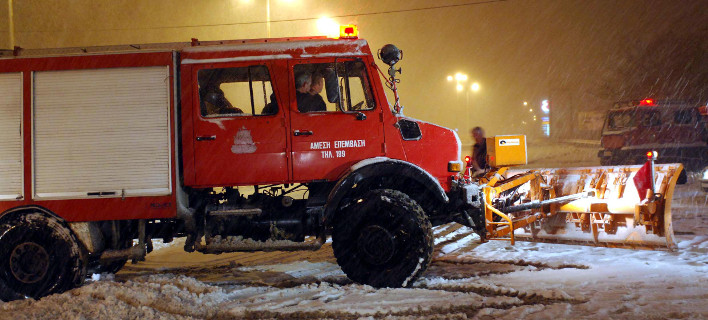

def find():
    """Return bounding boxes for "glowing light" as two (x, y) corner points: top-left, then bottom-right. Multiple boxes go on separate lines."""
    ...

(316, 17), (340, 38)
(471, 82), (480, 92)
(523, 101), (528, 106)
(339, 24), (358, 39)
(456, 84), (463, 92)
(447, 75), (453, 81)
(639, 98), (656, 106)
(455, 73), (468, 81)
(529, 108), (533, 112)
(541, 99), (550, 113)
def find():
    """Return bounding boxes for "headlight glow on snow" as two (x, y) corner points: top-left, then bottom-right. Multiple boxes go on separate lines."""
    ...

(702, 167), (708, 180)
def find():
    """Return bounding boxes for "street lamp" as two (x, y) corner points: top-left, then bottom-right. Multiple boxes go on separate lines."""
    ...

(316, 17), (340, 38)
(261, 0), (297, 38)
(446, 73), (480, 135)
(266, 0), (271, 37)
(7, 0), (14, 48)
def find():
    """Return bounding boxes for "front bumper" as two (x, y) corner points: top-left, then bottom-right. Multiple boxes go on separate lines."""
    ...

(461, 183), (483, 208)
(599, 146), (708, 165)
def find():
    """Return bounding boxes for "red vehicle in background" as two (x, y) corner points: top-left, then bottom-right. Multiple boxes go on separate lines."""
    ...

(598, 99), (708, 170)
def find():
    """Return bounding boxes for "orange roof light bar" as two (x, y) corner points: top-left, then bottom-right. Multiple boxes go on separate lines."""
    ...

(340, 25), (359, 39)
(639, 98), (656, 106)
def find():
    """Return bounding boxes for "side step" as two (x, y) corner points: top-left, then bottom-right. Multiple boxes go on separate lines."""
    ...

(195, 235), (325, 254)
(206, 204), (262, 217)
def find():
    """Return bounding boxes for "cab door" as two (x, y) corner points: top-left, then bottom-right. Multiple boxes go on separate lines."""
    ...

(191, 62), (288, 186)
(288, 58), (385, 182)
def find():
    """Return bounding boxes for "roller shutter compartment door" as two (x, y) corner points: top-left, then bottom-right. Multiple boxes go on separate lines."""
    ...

(0, 73), (23, 200)
(33, 66), (171, 199)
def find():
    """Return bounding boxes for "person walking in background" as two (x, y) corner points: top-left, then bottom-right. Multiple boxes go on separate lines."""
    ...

(471, 126), (487, 176)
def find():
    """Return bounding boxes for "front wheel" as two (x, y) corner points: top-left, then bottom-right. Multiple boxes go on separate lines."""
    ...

(332, 189), (433, 288)
(0, 212), (86, 301)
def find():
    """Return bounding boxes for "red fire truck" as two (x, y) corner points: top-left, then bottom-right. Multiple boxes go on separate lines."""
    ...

(598, 99), (708, 170)
(0, 27), (477, 300)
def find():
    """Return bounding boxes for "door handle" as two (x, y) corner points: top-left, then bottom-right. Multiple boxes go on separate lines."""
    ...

(293, 130), (313, 136)
(196, 135), (216, 141)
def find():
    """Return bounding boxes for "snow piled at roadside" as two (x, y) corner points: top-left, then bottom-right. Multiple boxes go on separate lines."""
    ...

(0, 275), (229, 319)
(0, 274), (519, 319)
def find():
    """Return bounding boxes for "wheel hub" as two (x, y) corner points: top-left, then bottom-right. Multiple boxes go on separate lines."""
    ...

(9, 242), (49, 284)
(357, 225), (396, 265)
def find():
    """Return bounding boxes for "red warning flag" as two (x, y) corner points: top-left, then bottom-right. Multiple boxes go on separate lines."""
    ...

(633, 161), (652, 201)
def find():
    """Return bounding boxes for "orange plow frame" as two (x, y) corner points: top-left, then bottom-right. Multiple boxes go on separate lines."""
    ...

(479, 163), (683, 251)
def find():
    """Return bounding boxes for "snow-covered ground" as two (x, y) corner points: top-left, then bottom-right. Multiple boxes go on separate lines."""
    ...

(1, 142), (706, 319)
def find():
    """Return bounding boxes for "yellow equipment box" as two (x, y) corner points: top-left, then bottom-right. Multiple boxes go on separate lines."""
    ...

(486, 135), (527, 167)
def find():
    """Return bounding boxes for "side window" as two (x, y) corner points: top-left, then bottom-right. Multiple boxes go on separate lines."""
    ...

(607, 112), (634, 130)
(198, 65), (277, 117)
(673, 110), (694, 124)
(339, 60), (375, 112)
(640, 111), (661, 127)
(292, 60), (375, 113)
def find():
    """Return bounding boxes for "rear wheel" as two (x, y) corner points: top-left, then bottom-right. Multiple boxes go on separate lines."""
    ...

(0, 212), (86, 301)
(332, 189), (433, 288)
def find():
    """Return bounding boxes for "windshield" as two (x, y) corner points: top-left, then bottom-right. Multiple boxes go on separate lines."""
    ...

(606, 111), (635, 130)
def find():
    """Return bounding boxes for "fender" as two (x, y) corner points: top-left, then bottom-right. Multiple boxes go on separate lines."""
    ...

(0, 205), (59, 223)
(0, 205), (102, 254)
(324, 157), (449, 224)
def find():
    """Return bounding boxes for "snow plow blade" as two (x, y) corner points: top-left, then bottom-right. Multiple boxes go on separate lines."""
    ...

(480, 163), (683, 251)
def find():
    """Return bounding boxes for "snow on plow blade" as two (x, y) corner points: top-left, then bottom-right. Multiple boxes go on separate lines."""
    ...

(484, 163), (683, 251)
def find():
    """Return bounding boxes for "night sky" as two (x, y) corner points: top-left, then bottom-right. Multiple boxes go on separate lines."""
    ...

(1, 0), (705, 143)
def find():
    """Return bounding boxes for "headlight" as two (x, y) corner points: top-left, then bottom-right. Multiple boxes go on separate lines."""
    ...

(702, 167), (708, 180)
(448, 161), (463, 172)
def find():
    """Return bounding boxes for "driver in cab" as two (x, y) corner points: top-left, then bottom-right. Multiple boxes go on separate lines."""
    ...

(296, 71), (327, 113)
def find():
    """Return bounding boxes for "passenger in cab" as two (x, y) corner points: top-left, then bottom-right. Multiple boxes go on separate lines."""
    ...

(294, 72), (312, 112)
(304, 72), (327, 112)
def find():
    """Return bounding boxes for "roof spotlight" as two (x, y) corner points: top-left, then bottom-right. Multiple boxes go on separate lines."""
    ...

(378, 44), (403, 66)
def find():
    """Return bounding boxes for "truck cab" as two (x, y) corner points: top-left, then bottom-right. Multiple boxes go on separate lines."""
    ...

(180, 37), (461, 191)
